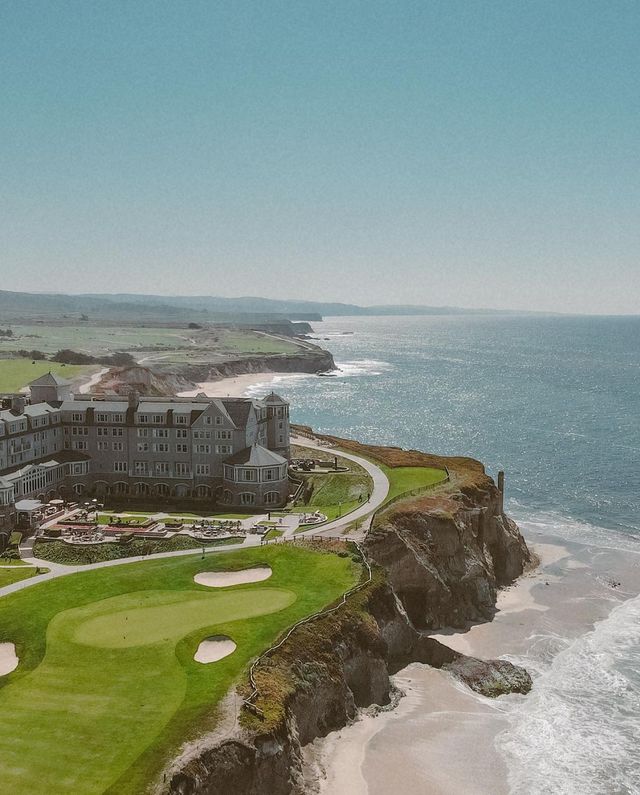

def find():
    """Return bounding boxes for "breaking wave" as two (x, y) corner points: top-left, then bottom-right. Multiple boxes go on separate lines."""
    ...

(498, 593), (640, 795)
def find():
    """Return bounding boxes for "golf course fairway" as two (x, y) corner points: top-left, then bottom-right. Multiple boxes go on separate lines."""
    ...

(0, 544), (359, 794)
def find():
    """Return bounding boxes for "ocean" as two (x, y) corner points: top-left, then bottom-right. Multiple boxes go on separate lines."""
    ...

(246, 314), (640, 795)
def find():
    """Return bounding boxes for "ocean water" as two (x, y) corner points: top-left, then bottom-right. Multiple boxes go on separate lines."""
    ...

(247, 314), (640, 794)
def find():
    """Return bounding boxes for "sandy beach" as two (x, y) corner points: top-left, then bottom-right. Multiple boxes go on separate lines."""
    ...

(307, 533), (640, 795)
(177, 372), (283, 398)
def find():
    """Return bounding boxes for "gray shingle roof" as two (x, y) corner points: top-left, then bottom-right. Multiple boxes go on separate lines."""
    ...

(29, 372), (71, 387)
(225, 444), (287, 467)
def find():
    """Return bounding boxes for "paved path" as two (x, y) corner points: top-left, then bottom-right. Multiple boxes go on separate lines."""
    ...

(0, 440), (388, 599)
(291, 435), (389, 539)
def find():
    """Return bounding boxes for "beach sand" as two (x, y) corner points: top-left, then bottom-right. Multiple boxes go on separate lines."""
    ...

(307, 534), (640, 795)
(177, 373), (281, 398)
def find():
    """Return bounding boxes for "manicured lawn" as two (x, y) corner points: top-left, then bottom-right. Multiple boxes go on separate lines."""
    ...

(0, 544), (359, 794)
(381, 465), (449, 503)
(0, 567), (47, 587)
(264, 528), (284, 540)
(0, 359), (89, 392)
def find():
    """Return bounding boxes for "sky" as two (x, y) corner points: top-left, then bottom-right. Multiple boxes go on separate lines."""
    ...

(0, 1), (638, 314)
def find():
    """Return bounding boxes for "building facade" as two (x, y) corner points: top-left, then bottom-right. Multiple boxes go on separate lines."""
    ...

(0, 373), (291, 528)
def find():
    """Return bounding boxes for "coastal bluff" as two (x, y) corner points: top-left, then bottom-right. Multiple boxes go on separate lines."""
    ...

(162, 438), (532, 795)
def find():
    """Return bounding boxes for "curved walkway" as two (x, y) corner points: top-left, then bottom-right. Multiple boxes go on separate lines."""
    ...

(0, 440), (389, 600)
(290, 435), (389, 539)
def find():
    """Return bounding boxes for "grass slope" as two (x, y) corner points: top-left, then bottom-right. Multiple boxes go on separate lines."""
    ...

(381, 465), (449, 503)
(0, 544), (358, 795)
(0, 359), (89, 392)
(292, 451), (373, 523)
(0, 567), (46, 587)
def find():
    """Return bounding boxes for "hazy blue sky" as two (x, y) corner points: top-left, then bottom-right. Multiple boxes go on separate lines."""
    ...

(1, 1), (638, 313)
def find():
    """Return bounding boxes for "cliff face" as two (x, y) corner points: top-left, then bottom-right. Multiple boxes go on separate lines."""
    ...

(95, 349), (336, 396)
(166, 576), (531, 795)
(163, 464), (532, 795)
(365, 482), (530, 629)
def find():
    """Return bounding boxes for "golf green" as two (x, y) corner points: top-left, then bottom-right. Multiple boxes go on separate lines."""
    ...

(0, 544), (358, 794)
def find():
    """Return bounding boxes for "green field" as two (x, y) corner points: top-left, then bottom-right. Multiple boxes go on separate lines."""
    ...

(0, 544), (358, 794)
(0, 567), (47, 587)
(0, 324), (303, 363)
(381, 465), (449, 503)
(0, 359), (90, 392)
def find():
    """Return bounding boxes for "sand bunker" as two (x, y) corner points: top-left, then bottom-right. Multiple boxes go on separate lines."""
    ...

(0, 643), (18, 676)
(194, 566), (272, 588)
(194, 635), (237, 663)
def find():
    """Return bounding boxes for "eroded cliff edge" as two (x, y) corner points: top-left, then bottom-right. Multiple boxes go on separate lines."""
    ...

(163, 437), (532, 795)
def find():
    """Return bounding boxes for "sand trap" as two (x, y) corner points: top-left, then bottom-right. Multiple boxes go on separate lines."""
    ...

(194, 566), (272, 588)
(194, 635), (237, 663)
(0, 643), (18, 676)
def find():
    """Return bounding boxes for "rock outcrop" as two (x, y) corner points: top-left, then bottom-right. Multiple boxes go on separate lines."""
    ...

(161, 439), (532, 795)
(95, 350), (336, 396)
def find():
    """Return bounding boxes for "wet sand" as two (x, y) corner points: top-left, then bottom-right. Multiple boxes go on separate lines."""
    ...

(308, 534), (640, 795)
(177, 373), (280, 398)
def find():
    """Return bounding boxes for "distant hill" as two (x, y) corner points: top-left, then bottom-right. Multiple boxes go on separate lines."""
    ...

(76, 293), (536, 317)
(0, 289), (545, 322)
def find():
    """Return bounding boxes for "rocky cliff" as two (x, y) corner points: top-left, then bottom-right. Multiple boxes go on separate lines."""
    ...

(95, 349), (336, 396)
(161, 441), (532, 795)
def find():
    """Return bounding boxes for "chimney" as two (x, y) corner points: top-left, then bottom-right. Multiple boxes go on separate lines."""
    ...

(128, 389), (139, 410)
(11, 396), (26, 415)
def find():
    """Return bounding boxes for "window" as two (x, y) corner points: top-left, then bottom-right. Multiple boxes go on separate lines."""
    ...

(153, 443), (169, 453)
(112, 427), (124, 437)
(194, 430), (211, 439)
(137, 414), (149, 424)
(134, 461), (148, 475)
(137, 428), (148, 437)
(240, 468), (256, 482)
(97, 427), (109, 437)
(240, 492), (255, 505)
(96, 413), (109, 423)
(265, 491), (280, 505)
(215, 444), (232, 454)
(215, 430), (231, 440)
(195, 463), (210, 476)
(153, 414), (164, 424)
(155, 462), (170, 475)
(113, 462), (127, 473)
(112, 413), (124, 423)
(153, 428), (168, 438)
(72, 440), (87, 450)
(175, 414), (188, 425)
(72, 413), (83, 422)
(215, 416), (223, 425)
(263, 468), (276, 481)
(176, 443), (188, 453)
(97, 441), (109, 451)
(195, 444), (211, 454)
(137, 442), (149, 452)
(176, 429), (188, 439)
(176, 462), (190, 476)
(204, 416), (212, 425)
(112, 441), (124, 452)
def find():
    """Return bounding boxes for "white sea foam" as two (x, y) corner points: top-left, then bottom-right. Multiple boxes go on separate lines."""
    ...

(508, 501), (640, 554)
(497, 594), (640, 795)
(333, 359), (393, 377)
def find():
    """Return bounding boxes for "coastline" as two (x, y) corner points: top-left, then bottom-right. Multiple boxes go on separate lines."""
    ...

(177, 371), (316, 398)
(307, 531), (640, 795)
